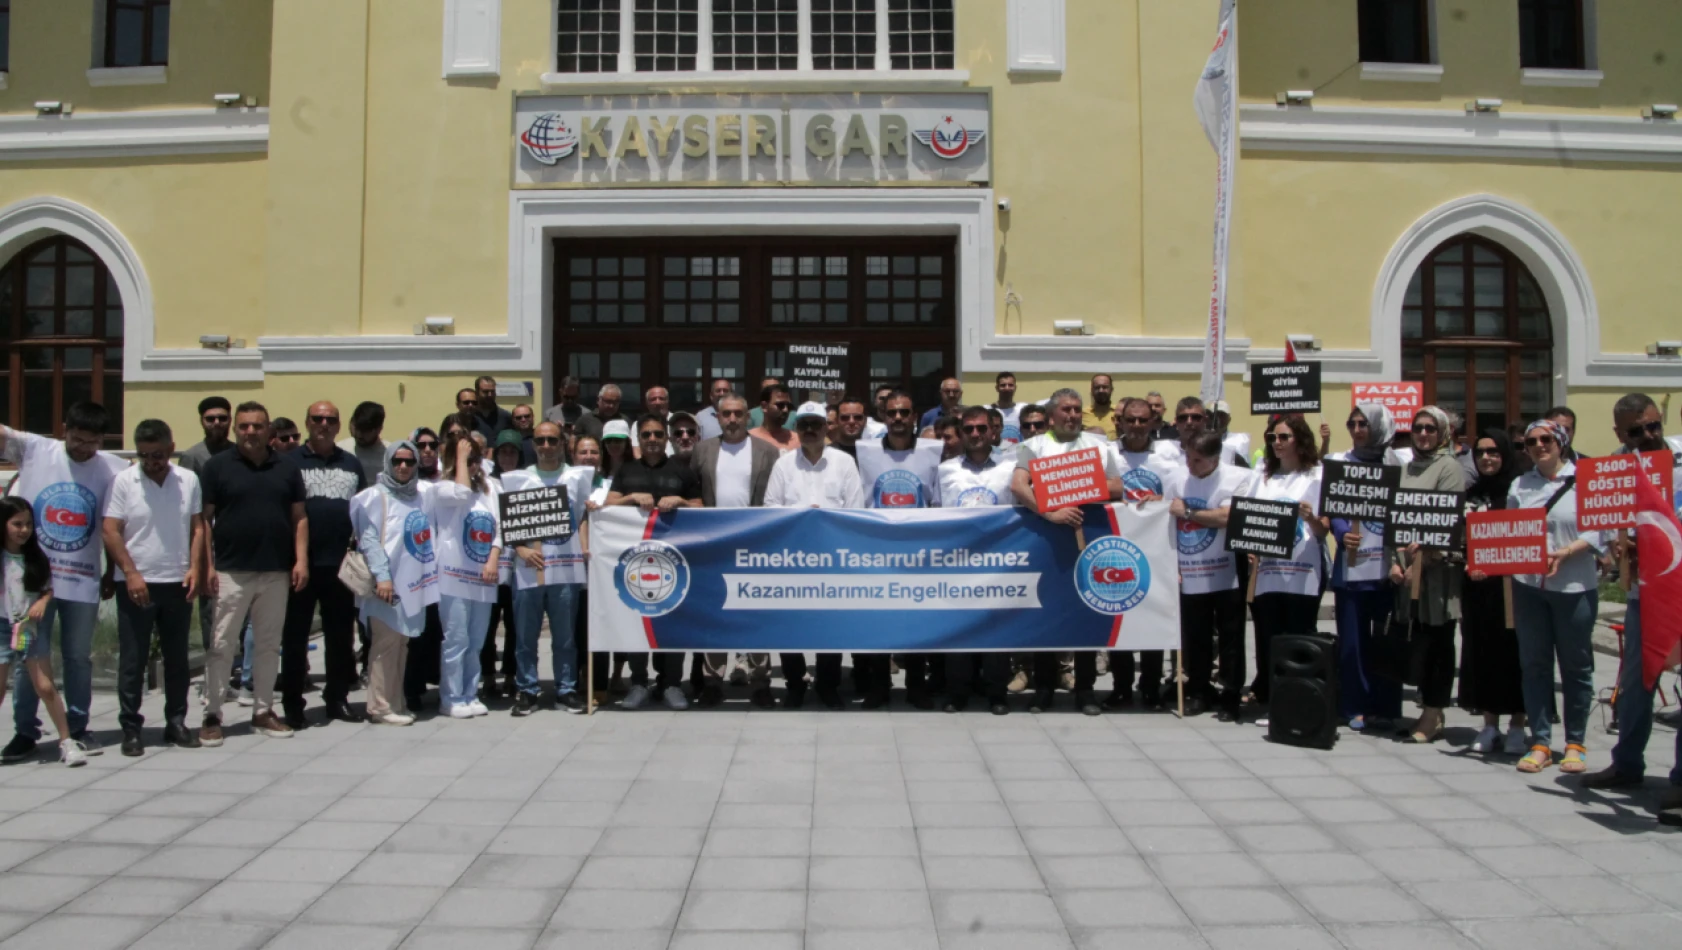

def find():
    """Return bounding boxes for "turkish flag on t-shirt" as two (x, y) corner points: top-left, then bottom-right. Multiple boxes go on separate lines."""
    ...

(1635, 466), (1682, 690)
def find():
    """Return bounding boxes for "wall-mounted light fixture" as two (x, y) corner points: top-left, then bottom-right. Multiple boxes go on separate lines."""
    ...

(199, 334), (230, 350)
(1275, 90), (1314, 106)
(421, 315), (455, 335)
(1646, 340), (1682, 358)
(1053, 320), (1091, 337)
(34, 101), (69, 115)
(1286, 333), (1322, 356)
(1643, 104), (1678, 120)
(1466, 98), (1503, 113)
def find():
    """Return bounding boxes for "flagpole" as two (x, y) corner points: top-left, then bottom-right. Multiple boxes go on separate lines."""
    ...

(1194, 0), (1239, 407)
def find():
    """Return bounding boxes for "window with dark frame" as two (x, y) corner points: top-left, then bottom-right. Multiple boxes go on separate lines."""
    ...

(1, 2), (11, 74)
(1400, 235), (1554, 439)
(104, 0), (170, 69)
(0, 237), (126, 446)
(556, 0), (621, 73)
(633, 0), (698, 72)
(887, 0), (954, 71)
(812, 0), (877, 70)
(1519, 0), (1586, 70)
(556, 237), (954, 414)
(712, 0), (798, 71)
(1358, 0), (1430, 65)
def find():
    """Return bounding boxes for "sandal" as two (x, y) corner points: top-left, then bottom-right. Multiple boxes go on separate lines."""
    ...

(1517, 745), (1553, 773)
(1560, 743), (1588, 774)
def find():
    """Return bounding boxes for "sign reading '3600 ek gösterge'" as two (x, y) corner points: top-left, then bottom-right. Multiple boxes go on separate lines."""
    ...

(513, 91), (990, 186)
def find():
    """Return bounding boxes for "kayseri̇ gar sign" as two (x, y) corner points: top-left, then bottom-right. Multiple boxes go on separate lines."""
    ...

(513, 91), (990, 186)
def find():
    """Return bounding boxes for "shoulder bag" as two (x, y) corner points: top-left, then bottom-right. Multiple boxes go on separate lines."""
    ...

(337, 489), (387, 599)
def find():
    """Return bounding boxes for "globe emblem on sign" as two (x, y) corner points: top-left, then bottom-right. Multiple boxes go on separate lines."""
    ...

(1176, 496), (1217, 555)
(616, 540), (691, 618)
(519, 113), (579, 166)
(1073, 536), (1152, 615)
(1001, 424), (1021, 443)
(1121, 468), (1163, 501)
(873, 470), (923, 508)
(463, 511), (496, 564)
(35, 482), (98, 553)
(955, 486), (999, 508)
(403, 510), (435, 564)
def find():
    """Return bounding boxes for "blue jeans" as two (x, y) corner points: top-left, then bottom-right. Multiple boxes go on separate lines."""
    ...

(10, 598), (97, 742)
(1335, 587), (1401, 722)
(439, 594), (493, 709)
(240, 618), (255, 689)
(1610, 596), (1682, 783)
(515, 583), (580, 697)
(1513, 583), (1596, 749)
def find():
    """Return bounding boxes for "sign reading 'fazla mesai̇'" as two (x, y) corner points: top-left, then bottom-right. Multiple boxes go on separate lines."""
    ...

(514, 91), (990, 185)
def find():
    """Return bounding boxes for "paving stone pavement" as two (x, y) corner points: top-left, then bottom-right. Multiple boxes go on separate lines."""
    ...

(0, 637), (1677, 950)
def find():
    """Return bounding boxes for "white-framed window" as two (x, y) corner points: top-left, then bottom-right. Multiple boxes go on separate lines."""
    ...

(551, 0), (956, 77)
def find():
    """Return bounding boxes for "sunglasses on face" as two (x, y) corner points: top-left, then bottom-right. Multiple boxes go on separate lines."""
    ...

(1265, 433), (1293, 444)
(1475, 447), (1503, 457)
(961, 424), (990, 434)
(640, 432), (667, 441)
(771, 402), (793, 411)
(672, 428), (698, 438)
(275, 433), (300, 443)
(391, 457), (417, 468)
(1023, 420), (1047, 430)
(1123, 416), (1152, 426)
(1626, 420), (1663, 440)
(309, 414), (339, 424)
(838, 413), (865, 422)
(1412, 423), (1440, 434)
(1176, 413), (1206, 423)
(533, 436), (561, 446)
(203, 415), (230, 425)
(1524, 436), (1556, 448)
(415, 440), (438, 450)
(886, 408), (914, 418)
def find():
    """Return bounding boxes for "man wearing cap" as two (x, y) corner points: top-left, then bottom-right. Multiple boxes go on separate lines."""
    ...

(690, 394), (779, 706)
(606, 414), (703, 711)
(764, 401), (863, 709)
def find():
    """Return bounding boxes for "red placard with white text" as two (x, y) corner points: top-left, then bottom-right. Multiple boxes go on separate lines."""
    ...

(1352, 382), (1423, 432)
(1030, 448), (1108, 511)
(1576, 452), (1675, 532)
(1467, 509), (1548, 576)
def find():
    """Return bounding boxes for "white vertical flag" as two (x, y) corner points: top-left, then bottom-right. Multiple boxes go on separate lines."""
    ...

(1194, 0), (1238, 405)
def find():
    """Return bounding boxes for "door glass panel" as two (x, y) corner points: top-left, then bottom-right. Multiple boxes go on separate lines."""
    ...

(1434, 310), (1465, 336)
(667, 350), (704, 410)
(1472, 267), (1503, 307)
(23, 375), (52, 433)
(1433, 265), (1463, 306)
(1404, 271), (1422, 307)
(1516, 312), (1548, 339)
(1470, 242), (1500, 264)
(870, 351), (903, 384)
(763, 349), (788, 382)
(1472, 309), (1504, 336)
(1516, 271), (1545, 310)
(1520, 377), (1551, 418)
(1475, 376), (1506, 409)
(1401, 310), (1422, 339)
(1435, 349), (1466, 374)
(1474, 349), (1508, 373)
(909, 351), (945, 412)
(25, 266), (54, 306)
(64, 347), (92, 371)
(65, 266), (94, 307)
(1433, 376), (1466, 417)
(65, 310), (95, 336)
(62, 374), (92, 409)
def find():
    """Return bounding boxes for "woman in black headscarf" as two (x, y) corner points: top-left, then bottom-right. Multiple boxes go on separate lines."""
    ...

(1460, 428), (1528, 755)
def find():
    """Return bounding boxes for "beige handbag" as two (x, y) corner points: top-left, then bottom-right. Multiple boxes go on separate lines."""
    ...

(337, 489), (386, 598)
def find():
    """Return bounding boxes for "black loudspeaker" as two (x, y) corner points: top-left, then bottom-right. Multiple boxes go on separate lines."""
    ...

(1268, 633), (1338, 750)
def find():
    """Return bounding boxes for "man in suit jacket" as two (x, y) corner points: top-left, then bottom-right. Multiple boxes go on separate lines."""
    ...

(688, 394), (779, 705)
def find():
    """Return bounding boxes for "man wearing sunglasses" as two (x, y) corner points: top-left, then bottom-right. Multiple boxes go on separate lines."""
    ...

(179, 396), (235, 667)
(764, 402), (864, 709)
(829, 398), (869, 458)
(269, 418), (301, 455)
(1584, 392), (1682, 808)
(937, 406), (1019, 715)
(280, 402), (368, 728)
(1152, 396), (1247, 468)
(607, 415), (704, 711)
(750, 383), (799, 452)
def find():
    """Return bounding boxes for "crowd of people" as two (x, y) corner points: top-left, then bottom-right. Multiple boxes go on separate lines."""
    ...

(0, 371), (1677, 822)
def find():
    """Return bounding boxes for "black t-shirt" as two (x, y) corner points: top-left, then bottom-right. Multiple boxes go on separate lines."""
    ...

(201, 448), (308, 573)
(612, 455), (702, 502)
(473, 405), (515, 443)
(296, 444), (368, 567)
(831, 442), (858, 460)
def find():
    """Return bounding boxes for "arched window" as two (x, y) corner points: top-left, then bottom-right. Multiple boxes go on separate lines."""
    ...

(0, 237), (125, 446)
(1400, 235), (1553, 438)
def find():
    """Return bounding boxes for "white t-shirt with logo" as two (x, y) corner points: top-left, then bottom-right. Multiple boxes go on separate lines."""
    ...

(3, 430), (128, 603)
(430, 480), (502, 603)
(106, 464), (201, 584)
(1113, 444), (1179, 502)
(1251, 466), (1327, 598)
(937, 453), (1018, 508)
(857, 439), (944, 508)
(1152, 438), (1246, 469)
(1163, 464), (1255, 595)
(712, 438), (754, 509)
(990, 403), (1024, 444)
(502, 464), (595, 589)
(1015, 431), (1122, 476)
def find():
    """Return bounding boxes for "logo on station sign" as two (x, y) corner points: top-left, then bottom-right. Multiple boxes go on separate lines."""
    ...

(912, 115), (986, 159)
(520, 113), (579, 165)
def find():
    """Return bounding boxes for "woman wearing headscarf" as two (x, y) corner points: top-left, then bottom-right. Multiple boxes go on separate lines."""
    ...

(1388, 405), (1466, 743)
(1461, 428), (1529, 755)
(433, 431), (502, 720)
(1509, 419), (1604, 774)
(349, 440), (441, 725)
(1328, 404), (1403, 732)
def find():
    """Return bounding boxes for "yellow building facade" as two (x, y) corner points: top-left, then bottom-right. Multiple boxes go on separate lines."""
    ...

(0, 0), (1677, 454)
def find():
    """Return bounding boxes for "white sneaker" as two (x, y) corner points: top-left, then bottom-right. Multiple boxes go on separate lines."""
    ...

(1504, 726), (1529, 756)
(663, 686), (689, 711)
(1470, 726), (1500, 753)
(448, 704), (475, 720)
(468, 701), (489, 717)
(60, 740), (87, 768)
(622, 685), (652, 709)
(373, 712), (415, 726)
(237, 688), (254, 707)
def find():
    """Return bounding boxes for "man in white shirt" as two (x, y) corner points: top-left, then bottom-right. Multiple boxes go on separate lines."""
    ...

(1165, 431), (1255, 721)
(990, 371), (1023, 444)
(1106, 397), (1182, 711)
(1011, 388), (1123, 716)
(0, 403), (126, 764)
(690, 395), (779, 707)
(764, 402), (863, 709)
(939, 407), (1017, 715)
(1154, 396), (1248, 468)
(103, 419), (206, 755)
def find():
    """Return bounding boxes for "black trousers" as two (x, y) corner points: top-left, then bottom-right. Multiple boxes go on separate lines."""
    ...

(281, 569), (358, 714)
(1250, 591), (1321, 703)
(854, 655), (891, 698)
(116, 584), (193, 731)
(1181, 587), (1247, 706)
(1110, 651), (1166, 698)
(1416, 620), (1458, 709)
(782, 653), (842, 692)
(899, 653), (946, 695)
(405, 605), (444, 705)
(480, 583), (516, 682)
(627, 652), (683, 691)
(1034, 652), (1096, 692)
(946, 653), (1010, 703)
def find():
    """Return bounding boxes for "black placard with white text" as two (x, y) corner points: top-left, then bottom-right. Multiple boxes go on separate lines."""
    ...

(499, 485), (574, 546)
(1385, 489), (1464, 551)
(1320, 458), (1401, 522)
(785, 342), (849, 394)
(1251, 362), (1323, 415)
(1225, 496), (1300, 559)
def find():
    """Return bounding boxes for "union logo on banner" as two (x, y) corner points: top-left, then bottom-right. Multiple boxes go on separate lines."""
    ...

(403, 510), (436, 564)
(463, 511), (497, 564)
(616, 540), (691, 618)
(1074, 536), (1153, 616)
(912, 115), (986, 160)
(520, 113), (579, 165)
